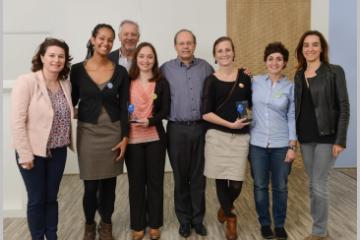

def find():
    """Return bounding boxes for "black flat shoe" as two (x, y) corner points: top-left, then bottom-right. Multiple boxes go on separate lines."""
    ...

(179, 223), (191, 238)
(275, 227), (287, 240)
(192, 223), (207, 236)
(261, 226), (274, 239)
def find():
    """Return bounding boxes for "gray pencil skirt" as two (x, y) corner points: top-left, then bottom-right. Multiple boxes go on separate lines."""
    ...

(77, 109), (124, 180)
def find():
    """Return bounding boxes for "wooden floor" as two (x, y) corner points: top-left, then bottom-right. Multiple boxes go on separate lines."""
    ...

(4, 163), (356, 240)
(337, 168), (357, 180)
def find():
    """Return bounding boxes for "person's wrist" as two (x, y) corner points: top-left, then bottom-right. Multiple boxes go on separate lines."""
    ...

(288, 145), (297, 151)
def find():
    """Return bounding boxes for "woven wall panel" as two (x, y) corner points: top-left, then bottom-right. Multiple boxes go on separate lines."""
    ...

(227, 0), (310, 78)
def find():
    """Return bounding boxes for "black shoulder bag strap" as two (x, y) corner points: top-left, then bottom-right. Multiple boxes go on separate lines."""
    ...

(215, 69), (242, 112)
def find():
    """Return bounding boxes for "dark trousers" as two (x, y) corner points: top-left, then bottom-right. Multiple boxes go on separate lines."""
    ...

(17, 147), (67, 240)
(83, 177), (116, 224)
(167, 122), (206, 225)
(125, 140), (166, 231)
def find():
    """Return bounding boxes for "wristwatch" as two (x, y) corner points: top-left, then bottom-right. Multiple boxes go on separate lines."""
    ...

(288, 145), (297, 151)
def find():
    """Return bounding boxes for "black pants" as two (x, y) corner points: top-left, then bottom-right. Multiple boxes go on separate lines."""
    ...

(83, 177), (116, 224)
(167, 122), (206, 225)
(125, 140), (166, 231)
(216, 179), (243, 217)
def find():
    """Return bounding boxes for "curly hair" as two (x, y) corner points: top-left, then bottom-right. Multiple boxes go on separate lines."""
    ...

(31, 38), (72, 80)
(263, 42), (289, 69)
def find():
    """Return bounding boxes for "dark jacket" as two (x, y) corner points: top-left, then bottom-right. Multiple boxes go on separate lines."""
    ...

(70, 62), (130, 138)
(145, 78), (170, 145)
(108, 49), (120, 65)
(294, 63), (350, 147)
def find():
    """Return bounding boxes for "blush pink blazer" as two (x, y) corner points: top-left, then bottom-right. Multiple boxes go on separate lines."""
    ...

(11, 70), (74, 163)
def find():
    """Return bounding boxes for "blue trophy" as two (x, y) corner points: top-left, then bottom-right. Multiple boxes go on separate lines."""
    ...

(236, 100), (251, 122)
(128, 104), (137, 123)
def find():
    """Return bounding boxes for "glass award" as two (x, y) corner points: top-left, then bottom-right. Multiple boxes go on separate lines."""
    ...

(128, 104), (138, 123)
(236, 100), (252, 122)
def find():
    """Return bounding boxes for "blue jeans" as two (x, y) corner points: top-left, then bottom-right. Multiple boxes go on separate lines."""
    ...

(250, 145), (291, 228)
(300, 143), (335, 237)
(17, 147), (67, 240)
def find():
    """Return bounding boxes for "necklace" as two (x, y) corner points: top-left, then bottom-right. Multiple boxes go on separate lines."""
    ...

(42, 71), (60, 93)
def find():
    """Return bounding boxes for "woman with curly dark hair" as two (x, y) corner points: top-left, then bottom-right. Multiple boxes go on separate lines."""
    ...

(250, 42), (296, 240)
(11, 37), (74, 240)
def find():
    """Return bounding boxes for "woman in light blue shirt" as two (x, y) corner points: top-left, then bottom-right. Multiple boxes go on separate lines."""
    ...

(250, 42), (296, 240)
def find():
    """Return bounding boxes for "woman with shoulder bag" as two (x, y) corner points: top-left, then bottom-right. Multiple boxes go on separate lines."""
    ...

(202, 36), (252, 240)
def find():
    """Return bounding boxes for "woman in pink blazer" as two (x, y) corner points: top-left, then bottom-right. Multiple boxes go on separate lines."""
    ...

(11, 38), (74, 240)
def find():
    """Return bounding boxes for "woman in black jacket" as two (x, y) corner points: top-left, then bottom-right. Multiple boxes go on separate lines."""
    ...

(71, 24), (129, 240)
(125, 42), (170, 240)
(294, 30), (350, 240)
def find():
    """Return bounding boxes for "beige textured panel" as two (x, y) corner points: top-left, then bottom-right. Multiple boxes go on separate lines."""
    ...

(227, 0), (311, 78)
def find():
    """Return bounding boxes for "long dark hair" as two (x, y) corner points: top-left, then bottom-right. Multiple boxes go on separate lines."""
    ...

(31, 38), (72, 80)
(86, 23), (115, 59)
(128, 42), (161, 82)
(295, 30), (329, 71)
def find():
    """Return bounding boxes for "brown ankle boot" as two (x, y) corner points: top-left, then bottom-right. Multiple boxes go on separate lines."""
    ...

(225, 216), (237, 240)
(83, 223), (96, 240)
(149, 228), (161, 240)
(98, 221), (114, 240)
(218, 207), (235, 224)
(217, 208), (226, 223)
(132, 230), (145, 240)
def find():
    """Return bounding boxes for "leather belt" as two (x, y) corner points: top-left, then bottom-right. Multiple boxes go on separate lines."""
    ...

(169, 120), (203, 126)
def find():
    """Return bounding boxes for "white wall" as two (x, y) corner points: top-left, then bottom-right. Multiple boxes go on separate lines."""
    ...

(2, 89), (28, 217)
(2, 0), (226, 217)
(311, 0), (358, 168)
(311, 0), (329, 39)
(329, 0), (357, 167)
(3, 0), (226, 81)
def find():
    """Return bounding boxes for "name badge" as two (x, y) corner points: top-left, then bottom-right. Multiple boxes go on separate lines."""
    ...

(273, 92), (283, 98)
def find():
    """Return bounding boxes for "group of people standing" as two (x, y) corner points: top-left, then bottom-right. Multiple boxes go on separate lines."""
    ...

(11, 18), (349, 240)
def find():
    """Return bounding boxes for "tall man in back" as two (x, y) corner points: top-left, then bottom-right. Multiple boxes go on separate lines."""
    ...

(161, 29), (213, 238)
(108, 19), (140, 70)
